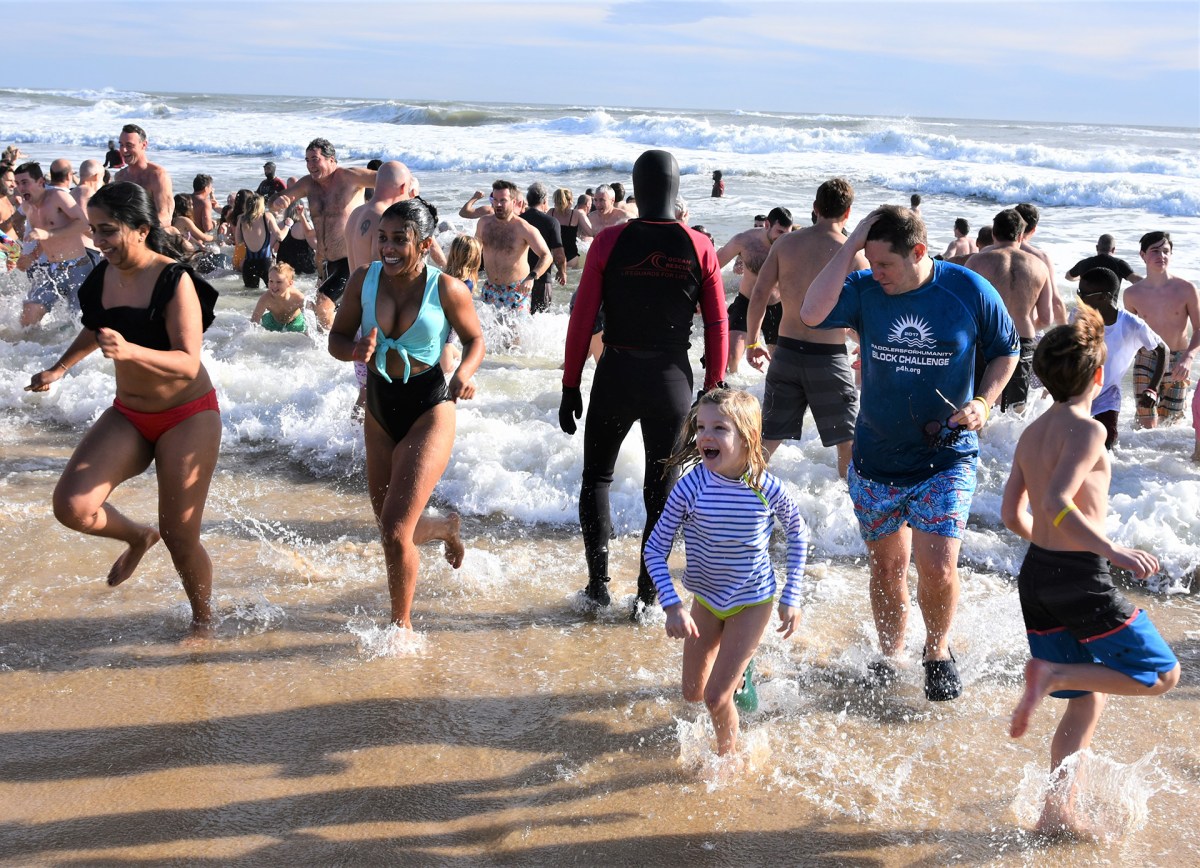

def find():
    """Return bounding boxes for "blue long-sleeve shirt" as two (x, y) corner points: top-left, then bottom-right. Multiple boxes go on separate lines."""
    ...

(644, 465), (809, 611)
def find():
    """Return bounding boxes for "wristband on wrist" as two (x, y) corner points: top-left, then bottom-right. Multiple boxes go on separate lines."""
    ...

(746, 342), (762, 350)
(55, 361), (67, 372)
(970, 395), (991, 422)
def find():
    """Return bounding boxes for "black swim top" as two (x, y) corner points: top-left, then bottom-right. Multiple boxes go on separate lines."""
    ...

(78, 260), (219, 351)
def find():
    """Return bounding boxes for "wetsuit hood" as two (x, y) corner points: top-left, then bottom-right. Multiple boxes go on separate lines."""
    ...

(632, 149), (679, 222)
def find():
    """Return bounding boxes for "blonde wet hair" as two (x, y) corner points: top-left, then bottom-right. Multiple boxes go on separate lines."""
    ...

(269, 262), (295, 284)
(445, 234), (483, 286)
(665, 388), (767, 490)
(240, 192), (265, 225)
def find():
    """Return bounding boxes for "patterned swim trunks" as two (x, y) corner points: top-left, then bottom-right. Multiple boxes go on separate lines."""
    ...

(848, 460), (977, 541)
(482, 279), (531, 314)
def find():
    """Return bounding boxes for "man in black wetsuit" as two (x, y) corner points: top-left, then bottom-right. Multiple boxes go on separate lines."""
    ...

(521, 182), (566, 314)
(560, 149), (728, 619)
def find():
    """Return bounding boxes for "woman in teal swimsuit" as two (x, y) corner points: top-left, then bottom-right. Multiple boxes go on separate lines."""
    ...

(328, 198), (485, 630)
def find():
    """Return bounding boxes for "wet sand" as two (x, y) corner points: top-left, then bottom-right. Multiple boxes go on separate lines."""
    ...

(2, 420), (1198, 866)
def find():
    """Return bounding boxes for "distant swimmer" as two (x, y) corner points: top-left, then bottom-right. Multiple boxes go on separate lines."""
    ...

(1002, 304), (1179, 836)
(189, 174), (216, 235)
(942, 218), (976, 259)
(716, 206), (793, 374)
(235, 193), (283, 289)
(520, 182), (566, 313)
(475, 179), (552, 316)
(964, 209), (1052, 412)
(1122, 231), (1200, 432)
(711, 170), (724, 198)
(270, 138), (376, 330)
(328, 198), (485, 629)
(1075, 266), (1165, 450)
(25, 182), (222, 636)
(746, 178), (866, 477)
(13, 161), (100, 327)
(801, 205), (1019, 701)
(1065, 233), (1142, 287)
(645, 389), (808, 755)
(551, 187), (592, 269)
(256, 161), (286, 201)
(560, 149), (727, 617)
(1014, 202), (1067, 326)
(251, 262), (308, 332)
(117, 124), (175, 229)
(102, 138), (123, 170)
(909, 193), (922, 216)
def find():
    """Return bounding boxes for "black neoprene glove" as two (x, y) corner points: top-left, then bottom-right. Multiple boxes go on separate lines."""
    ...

(559, 386), (583, 435)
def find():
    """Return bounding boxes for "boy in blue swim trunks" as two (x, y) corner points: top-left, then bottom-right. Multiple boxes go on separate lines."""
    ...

(1002, 304), (1180, 835)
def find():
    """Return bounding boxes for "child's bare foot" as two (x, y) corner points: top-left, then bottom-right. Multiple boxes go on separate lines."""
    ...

(1010, 658), (1054, 738)
(107, 527), (161, 587)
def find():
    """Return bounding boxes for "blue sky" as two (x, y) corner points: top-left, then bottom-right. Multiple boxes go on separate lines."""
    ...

(14, 1), (1200, 127)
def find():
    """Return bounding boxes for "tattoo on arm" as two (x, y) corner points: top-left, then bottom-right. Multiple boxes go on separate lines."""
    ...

(359, 219), (371, 236)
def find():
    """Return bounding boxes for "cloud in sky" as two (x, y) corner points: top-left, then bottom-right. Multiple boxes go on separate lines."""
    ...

(11, 1), (1199, 126)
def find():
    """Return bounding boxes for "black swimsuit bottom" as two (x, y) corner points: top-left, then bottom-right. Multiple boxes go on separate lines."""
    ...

(365, 365), (451, 443)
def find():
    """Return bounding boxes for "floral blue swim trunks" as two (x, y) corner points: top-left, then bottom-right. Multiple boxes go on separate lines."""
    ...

(847, 460), (977, 541)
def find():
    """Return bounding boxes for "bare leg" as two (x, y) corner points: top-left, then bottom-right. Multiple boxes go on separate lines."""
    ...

(313, 293), (336, 331)
(52, 408), (158, 586)
(763, 439), (781, 461)
(727, 330), (746, 375)
(20, 301), (49, 328)
(910, 530), (962, 661)
(702, 602), (773, 756)
(835, 440), (852, 479)
(1191, 384), (1200, 462)
(865, 527), (912, 658)
(1038, 693), (1106, 835)
(1010, 657), (1180, 739)
(154, 407), (222, 631)
(364, 403), (456, 629)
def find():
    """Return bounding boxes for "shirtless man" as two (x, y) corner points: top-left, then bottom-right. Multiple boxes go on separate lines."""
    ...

(48, 159), (74, 190)
(1123, 231), (1200, 431)
(1015, 202), (1067, 326)
(746, 180), (864, 476)
(586, 185), (628, 235)
(190, 174), (216, 234)
(345, 161), (415, 272)
(13, 161), (99, 326)
(965, 209), (1052, 412)
(0, 166), (23, 238)
(71, 159), (104, 213)
(717, 206), (793, 374)
(475, 179), (552, 315)
(942, 218), (976, 259)
(117, 124), (174, 228)
(270, 138), (376, 329)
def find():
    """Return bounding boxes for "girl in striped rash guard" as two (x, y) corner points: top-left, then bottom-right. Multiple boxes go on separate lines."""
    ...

(645, 388), (809, 756)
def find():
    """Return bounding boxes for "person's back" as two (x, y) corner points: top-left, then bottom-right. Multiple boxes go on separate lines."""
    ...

(770, 220), (859, 344)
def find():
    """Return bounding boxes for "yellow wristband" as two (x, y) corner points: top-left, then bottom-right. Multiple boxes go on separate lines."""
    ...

(746, 342), (761, 350)
(1052, 503), (1077, 528)
(971, 395), (991, 422)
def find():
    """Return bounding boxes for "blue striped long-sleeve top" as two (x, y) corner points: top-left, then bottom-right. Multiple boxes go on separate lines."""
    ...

(644, 465), (809, 612)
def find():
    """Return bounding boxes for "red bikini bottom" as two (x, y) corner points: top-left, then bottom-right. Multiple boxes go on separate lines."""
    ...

(113, 389), (220, 444)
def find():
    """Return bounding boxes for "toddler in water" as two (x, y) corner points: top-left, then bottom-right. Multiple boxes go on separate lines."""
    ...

(644, 389), (808, 757)
(251, 263), (307, 332)
(1002, 305), (1179, 835)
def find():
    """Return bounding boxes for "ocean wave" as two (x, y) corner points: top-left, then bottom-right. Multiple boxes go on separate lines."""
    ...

(336, 102), (522, 127)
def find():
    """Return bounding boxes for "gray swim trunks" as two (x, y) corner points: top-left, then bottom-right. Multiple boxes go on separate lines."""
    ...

(25, 249), (101, 313)
(762, 336), (858, 446)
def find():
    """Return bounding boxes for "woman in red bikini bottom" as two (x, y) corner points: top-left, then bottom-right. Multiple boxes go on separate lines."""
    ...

(26, 182), (221, 635)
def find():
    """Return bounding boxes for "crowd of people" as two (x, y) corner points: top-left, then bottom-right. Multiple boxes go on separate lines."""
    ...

(6, 128), (1199, 835)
